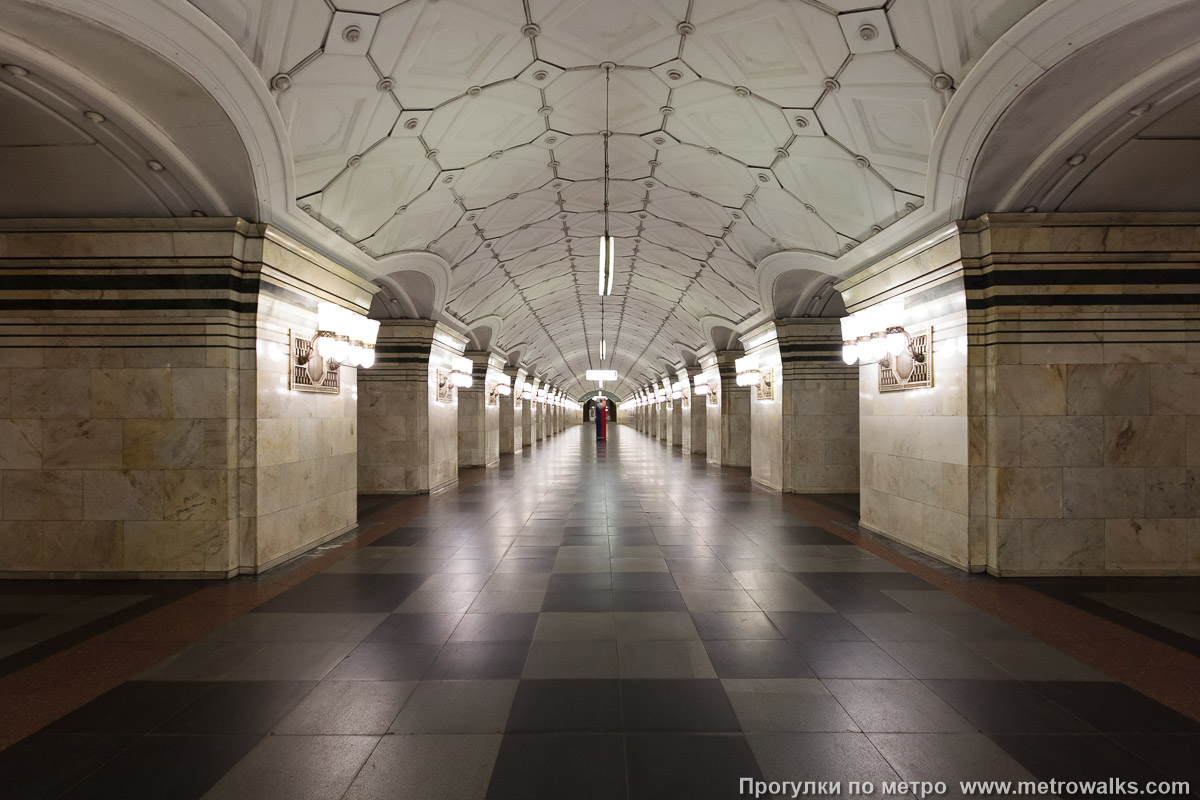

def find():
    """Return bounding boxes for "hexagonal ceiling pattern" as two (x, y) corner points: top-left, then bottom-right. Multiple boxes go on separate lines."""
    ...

(192, 0), (1043, 397)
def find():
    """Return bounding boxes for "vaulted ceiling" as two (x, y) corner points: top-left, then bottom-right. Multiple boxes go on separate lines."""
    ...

(197, 0), (1041, 394)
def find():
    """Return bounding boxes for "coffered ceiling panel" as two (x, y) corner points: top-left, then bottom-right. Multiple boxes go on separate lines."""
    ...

(195, 0), (1044, 395)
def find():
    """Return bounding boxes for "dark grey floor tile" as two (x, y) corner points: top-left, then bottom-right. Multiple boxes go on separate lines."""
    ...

(199, 734), (378, 800)
(691, 611), (783, 640)
(794, 641), (913, 679)
(424, 642), (531, 679)
(391, 679), (519, 733)
(540, 591), (615, 612)
(485, 733), (627, 800)
(44, 680), (213, 735)
(767, 612), (869, 642)
(363, 613), (463, 642)
(158, 680), (316, 734)
(253, 574), (426, 614)
(0, 733), (138, 800)
(547, 573), (613, 592)
(723, 679), (859, 733)
(621, 679), (740, 732)
(924, 680), (1096, 734)
(449, 613), (539, 642)
(58, 734), (261, 800)
(748, 732), (905, 790)
(610, 572), (679, 594)
(347, 734), (502, 800)
(703, 640), (814, 679)
(325, 642), (441, 680)
(824, 679), (975, 733)
(273, 680), (416, 734)
(869, 733), (1039, 797)
(878, 641), (1012, 680)
(843, 612), (953, 642)
(1024, 681), (1200, 733)
(614, 591), (689, 612)
(990, 734), (1174, 786)
(626, 733), (762, 800)
(506, 679), (622, 732)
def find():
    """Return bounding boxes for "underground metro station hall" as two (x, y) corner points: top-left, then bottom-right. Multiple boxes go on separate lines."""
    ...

(1, 0), (1199, 798)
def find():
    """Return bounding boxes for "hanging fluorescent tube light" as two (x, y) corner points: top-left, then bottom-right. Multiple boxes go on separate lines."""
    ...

(598, 235), (614, 296)
(600, 339), (606, 360)
(586, 369), (618, 382)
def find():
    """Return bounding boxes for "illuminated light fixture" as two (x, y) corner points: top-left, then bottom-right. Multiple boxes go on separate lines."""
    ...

(598, 235), (615, 296)
(293, 303), (379, 392)
(735, 355), (762, 387)
(692, 375), (709, 396)
(671, 381), (684, 400)
(449, 356), (473, 388)
(488, 375), (513, 405)
(536, 387), (547, 401)
(597, 63), (616, 297)
(600, 339), (607, 360)
(586, 369), (618, 382)
(521, 382), (533, 400)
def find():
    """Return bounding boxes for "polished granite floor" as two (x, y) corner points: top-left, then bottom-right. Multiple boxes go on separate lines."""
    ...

(1, 425), (1197, 800)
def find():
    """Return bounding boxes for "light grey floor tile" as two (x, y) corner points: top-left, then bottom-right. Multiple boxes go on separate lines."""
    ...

(523, 641), (619, 678)
(747, 588), (835, 613)
(468, 591), (545, 613)
(419, 574), (491, 592)
(868, 733), (1040, 798)
(208, 613), (388, 643)
(273, 681), (417, 734)
(964, 641), (1112, 681)
(395, 591), (479, 614)
(615, 611), (700, 641)
(390, 680), (519, 734)
(671, 573), (744, 591)
(344, 734), (501, 800)
(533, 612), (617, 641)
(748, 732), (905, 790)
(611, 557), (669, 573)
(824, 679), (976, 733)
(843, 613), (953, 642)
(202, 734), (379, 800)
(878, 641), (1012, 680)
(481, 573), (551, 592)
(723, 679), (860, 733)
(680, 590), (760, 612)
(882, 589), (977, 615)
(617, 639), (717, 678)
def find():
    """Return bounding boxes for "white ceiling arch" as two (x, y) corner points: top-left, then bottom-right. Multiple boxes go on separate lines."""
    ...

(11, 0), (1195, 397)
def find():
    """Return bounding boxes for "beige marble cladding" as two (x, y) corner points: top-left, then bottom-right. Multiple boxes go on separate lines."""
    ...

(0, 219), (374, 577)
(458, 351), (502, 467)
(776, 320), (860, 495)
(521, 379), (536, 448)
(742, 326), (784, 491)
(500, 367), (525, 454)
(358, 320), (466, 495)
(705, 353), (750, 467)
(840, 213), (1200, 576)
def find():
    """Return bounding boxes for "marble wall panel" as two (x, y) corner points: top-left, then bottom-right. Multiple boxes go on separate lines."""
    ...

(0, 219), (374, 577)
(840, 214), (1200, 575)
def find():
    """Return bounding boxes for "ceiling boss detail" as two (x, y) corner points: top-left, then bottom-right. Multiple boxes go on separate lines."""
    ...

(226, 0), (977, 396)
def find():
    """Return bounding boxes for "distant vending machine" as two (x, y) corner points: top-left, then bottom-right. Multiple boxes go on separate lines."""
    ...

(595, 398), (607, 440)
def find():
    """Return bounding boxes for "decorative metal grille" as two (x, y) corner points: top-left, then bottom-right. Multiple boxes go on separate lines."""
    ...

(879, 326), (933, 392)
(756, 369), (775, 402)
(436, 369), (454, 403)
(289, 330), (340, 394)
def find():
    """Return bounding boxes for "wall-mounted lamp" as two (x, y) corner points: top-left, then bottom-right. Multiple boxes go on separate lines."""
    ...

(735, 356), (775, 401)
(692, 374), (718, 405)
(841, 315), (933, 391)
(488, 375), (513, 406)
(448, 356), (474, 389)
(671, 381), (684, 401)
(290, 303), (380, 393)
(734, 356), (762, 388)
